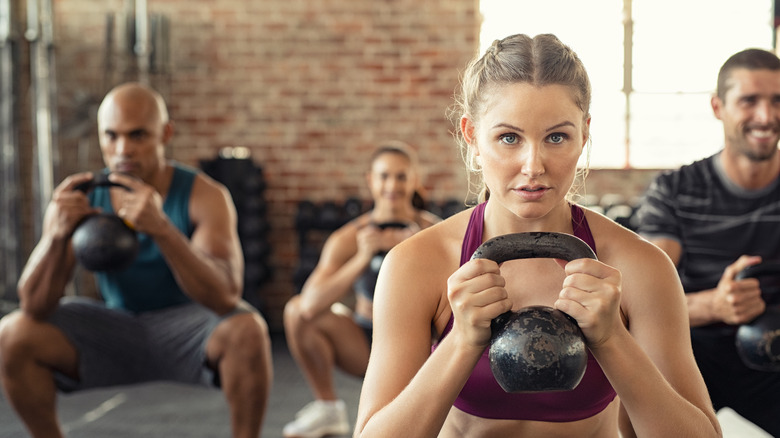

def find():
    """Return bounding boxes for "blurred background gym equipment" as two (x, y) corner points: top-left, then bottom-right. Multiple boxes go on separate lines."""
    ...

(201, 147), (273, 314)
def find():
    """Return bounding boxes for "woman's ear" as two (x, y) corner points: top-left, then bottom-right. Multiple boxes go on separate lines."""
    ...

(461, 115), (482, 164)
(461, 115), (476, 147)
(582, 116), (591, 147)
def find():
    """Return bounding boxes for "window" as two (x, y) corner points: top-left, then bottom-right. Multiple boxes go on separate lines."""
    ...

(479, 0), (774, 169)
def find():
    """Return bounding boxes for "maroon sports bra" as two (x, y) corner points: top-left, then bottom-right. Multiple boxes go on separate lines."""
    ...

(432, 202), (617, 421)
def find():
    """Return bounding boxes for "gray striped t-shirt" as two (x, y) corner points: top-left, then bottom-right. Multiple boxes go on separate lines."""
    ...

(635, 151), (780, 293)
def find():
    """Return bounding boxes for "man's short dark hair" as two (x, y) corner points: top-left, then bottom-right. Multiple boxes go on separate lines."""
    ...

(717, 48), (780, 101)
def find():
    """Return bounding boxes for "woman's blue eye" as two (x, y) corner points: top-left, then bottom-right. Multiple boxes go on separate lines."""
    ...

(500, 133), (518, 145)
(548, 133), (566, 144)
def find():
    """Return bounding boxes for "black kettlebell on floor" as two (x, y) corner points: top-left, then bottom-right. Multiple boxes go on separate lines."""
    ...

(354, 221), (410, 297)
(735, 262), (780, 372)
(71, 173), (139, 272)
(471, 232), (594, 393)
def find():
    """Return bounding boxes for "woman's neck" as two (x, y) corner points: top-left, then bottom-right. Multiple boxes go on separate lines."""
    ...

(370, 203), (417, 224)
(482, 199), (573, 238)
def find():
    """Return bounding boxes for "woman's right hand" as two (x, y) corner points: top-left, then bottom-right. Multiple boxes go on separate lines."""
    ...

(356, 224), (384, 262)
(446, 258), (512, 348)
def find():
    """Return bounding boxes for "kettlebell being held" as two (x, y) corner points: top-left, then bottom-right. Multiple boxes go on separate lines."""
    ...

(471, 232), (595, 393)
(734, 262), (780, 372)
(71, 173), (139, 272)
(354, 221), (411, 299)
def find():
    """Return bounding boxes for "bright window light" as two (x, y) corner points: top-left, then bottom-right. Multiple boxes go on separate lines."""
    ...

(479, 0), (774, 169)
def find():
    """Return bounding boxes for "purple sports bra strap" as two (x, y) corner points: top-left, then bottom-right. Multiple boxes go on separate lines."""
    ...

(571, 203), (597, 256)
(459, 202), (487, 266)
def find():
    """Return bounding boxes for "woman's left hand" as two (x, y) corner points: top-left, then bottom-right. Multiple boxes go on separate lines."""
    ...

(553, 258), (623, 348)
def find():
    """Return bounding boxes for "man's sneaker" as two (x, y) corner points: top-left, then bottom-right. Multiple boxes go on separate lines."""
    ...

(282, 399), (350, 438)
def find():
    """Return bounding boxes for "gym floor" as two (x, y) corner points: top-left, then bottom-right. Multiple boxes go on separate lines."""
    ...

(0, 331), (361, 438)
(0, 329), (773, 438)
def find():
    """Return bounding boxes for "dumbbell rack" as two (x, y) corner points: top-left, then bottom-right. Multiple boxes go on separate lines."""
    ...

(200, 150), (273, 312)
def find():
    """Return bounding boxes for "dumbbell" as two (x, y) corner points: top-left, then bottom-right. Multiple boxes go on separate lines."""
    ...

(471, 232), (593, 393)
(71, 173), (139, 272)
(735, 262), (780, 372)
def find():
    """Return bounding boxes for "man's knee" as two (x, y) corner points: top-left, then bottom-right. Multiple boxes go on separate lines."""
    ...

(216, 312), (271, 357)
(0, 311), (32, 356)
(0, 311), (41, 374)
(0, 310), (77, 378)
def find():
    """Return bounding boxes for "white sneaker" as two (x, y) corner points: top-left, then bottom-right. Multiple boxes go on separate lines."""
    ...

(283, 399), (350, 438)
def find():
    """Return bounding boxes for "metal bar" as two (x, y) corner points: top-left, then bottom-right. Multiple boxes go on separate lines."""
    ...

(135, 0), (148, 84)
(41, 0), (59, 183)
(0, 0), (9, 40)
(622, 0), (633, 169)
(0, 0), (21, 301)
(27, 0), (55, 240)
(104, 12), (113, 90)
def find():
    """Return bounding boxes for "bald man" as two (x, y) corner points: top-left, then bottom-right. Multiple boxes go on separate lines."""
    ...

(0, 83), (273, 438)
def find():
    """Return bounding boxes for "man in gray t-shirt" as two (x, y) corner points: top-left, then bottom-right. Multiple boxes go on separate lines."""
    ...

(636, 48), (780, 437)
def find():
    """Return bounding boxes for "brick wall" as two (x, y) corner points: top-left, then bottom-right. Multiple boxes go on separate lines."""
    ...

(10, 0), (662, 331)
(33, 0), (478, 330)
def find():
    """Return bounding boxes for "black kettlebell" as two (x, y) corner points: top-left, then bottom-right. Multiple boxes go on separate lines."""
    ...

(354, 221), (410, 299)
(735, 262), (780, 372)
(471, 232), (594, 393)
(71, 173), (139, 272)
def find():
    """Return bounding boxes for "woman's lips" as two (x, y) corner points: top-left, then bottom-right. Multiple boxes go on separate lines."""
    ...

(514, 186), (549, 201)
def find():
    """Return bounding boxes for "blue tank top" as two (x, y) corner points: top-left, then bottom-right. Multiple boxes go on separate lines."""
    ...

(433, 202), (617, 421)
(89, 164), (197, 313)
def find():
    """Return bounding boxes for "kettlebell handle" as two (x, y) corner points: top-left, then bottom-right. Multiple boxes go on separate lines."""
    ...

(736, 261), (780, 281)
(471, 232), (597, 264)
(374, 221), (409, 230)
(73, 172), (132, 194)
(471, 231), (596, 325)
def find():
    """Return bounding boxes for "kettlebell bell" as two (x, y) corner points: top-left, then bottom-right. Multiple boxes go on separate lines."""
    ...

(354, 221), (411, 299)
(71, 173), (139, 272)
(735, 262), (780, 372)
(471, 232), (594, 393)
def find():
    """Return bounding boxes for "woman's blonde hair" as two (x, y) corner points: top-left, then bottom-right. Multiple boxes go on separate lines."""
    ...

(448, 33), (592, 203)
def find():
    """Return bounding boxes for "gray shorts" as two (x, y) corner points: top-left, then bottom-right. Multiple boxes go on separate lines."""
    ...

(48, 296), (254, 393)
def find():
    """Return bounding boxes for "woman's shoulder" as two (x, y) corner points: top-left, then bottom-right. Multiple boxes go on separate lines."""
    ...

(583, 207), (687, 332)
(583, 207), (673, 269)
(583, 207), (681, 303)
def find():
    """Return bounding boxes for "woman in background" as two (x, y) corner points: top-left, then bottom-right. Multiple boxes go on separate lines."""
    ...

(282, 142), (440, 438)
